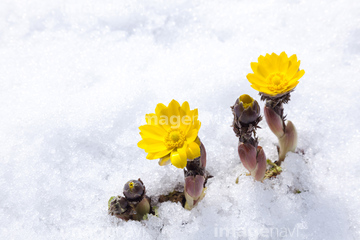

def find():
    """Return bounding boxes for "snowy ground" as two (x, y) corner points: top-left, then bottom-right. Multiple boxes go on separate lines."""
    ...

(1, 0), (360, 239)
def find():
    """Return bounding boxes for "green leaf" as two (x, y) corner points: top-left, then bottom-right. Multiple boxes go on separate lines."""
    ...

(108, 196), (116, 209)
(152, 206), (159, 217)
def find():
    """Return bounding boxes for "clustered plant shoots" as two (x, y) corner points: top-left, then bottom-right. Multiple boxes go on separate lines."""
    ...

(246, 52), (305, 166)
(108, 51), (305, 221)
(108, 179), (151, 221)
(137, 100), (209, 210)
(231, 94), (267, 181)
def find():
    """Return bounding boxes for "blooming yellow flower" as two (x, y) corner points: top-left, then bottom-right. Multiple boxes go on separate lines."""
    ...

(246, 52), (305, 96)
(137, 100), (201, 169)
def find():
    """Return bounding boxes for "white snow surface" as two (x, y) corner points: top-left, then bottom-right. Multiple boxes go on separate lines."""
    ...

(1, 0), (360, 239)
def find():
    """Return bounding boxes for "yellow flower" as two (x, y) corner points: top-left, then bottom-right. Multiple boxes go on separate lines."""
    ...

(137, 100), (201, 169)
(246, 52), (305, 96)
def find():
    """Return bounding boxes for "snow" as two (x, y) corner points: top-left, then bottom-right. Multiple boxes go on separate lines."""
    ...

(0, 0), (360, 239)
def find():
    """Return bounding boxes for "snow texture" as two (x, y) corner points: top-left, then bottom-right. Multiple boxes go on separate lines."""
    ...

(0, 0), (360, 239)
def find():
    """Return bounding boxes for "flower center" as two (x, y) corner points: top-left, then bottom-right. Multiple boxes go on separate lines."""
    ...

(267, 72), (289, 93)
(170, 132), (180, 142)
(272, 76), (281, 85)
(239, 94), (254, 109)
(165, 129), (185, 148)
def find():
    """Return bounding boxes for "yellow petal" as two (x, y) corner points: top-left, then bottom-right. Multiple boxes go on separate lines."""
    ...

(186, 129), (198, 143)
(257, 54), (265, 63)
(186, 142), (200, 160)
(270, 52), (278, 64)
(179, 111), (190, 132)
(263, 56), (276, 73)
(155, 103), (166, 118)
(286, 59), (300, 79)
(247, 73), (268, 86)
(144, 142), (167, 153)
(279, 51), (288, 60)
(250, 84), (262, 92)
(258, 86), (277, 96)
(168, 99), (180, 119)
(158, 107), (171, 129)
(139, 125), (167, 141)
(159, 102), (180, 129)
(146, 148), (172, 159)
(286, 80), (299, 90)
(257, 63), (270, 78)
(191, 109), (199, 123)
(289, 54), (298, 64)
(278, 52), (289, 72)
(184, 109), (199, 133)
(159, 154), (171, 166)
(145, 113), (157, 125)
(250, 62), (258, 73)
(179, 102), (190, 129)
(181, 101), (190, 115)
(170, 146), (187, 169)
(194, 120), (201, 132)
(157, 114), (172, 131)
(250, 62), (265, 80)
(292, 69), (305, 80)
(137, 138), (162, 149)
(195, 137), (201, 146)
(146, 153), (157, 159)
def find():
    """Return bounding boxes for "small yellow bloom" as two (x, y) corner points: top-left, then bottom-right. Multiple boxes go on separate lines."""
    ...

(137, 100), (201, 169)
(246, 52), (305, 96)
(239, 94), (254, 109)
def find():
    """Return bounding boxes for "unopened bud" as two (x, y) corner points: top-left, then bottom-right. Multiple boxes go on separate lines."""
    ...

(278, 120), (298, 162)
(232, 94), (261, 125)
(184, 175), (206, 210)
(251, 146), (267, 181)
(238, 142), (257, 173)
(200, 142), (206, 168)
(123, 179), (145, 201)
(134, 196), (151, 220)
(238, 143), (267, 181)
(264, 106), (284, 138)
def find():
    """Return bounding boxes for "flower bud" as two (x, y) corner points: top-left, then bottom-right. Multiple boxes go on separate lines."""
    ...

(184, 175), (206, 210)
(200, 142), (206, 168)
(134, 196), (151, 220)
(238, 142), (257, 173)
(108, 196), (131, 220)
(238, 143), (267, 181)
(264, 106), (284, 138)
(232, 94), (260, 124)
(109, 179), (151, 221)
(278, 120), (298, 162)
(251, 146), (267, 181)
(123, 179), (145, 201)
